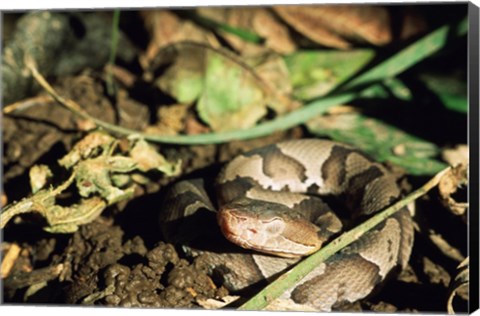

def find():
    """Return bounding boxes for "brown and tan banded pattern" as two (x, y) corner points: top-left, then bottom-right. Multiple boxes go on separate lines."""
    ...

(160, 139), (414, 311)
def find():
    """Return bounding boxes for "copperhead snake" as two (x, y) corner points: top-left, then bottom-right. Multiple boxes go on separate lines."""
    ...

(160, 139), (414, 311)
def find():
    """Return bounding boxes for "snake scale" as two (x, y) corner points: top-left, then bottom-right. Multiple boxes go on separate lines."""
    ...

(160, 139), (414, 311)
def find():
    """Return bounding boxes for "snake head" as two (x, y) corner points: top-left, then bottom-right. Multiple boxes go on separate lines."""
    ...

(217, 198), (323, 258)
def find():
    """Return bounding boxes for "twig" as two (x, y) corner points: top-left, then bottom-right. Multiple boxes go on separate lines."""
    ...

(25, 57), (91, 118)
(0, 171), (76, 229)
(1, 243), (22, 279)
(238, 166), (451, 311)
(3, 95), (53, 114)
(3, 263), (64, 290)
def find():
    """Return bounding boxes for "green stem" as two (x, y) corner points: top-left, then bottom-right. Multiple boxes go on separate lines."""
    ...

(134, 91), (359, 144)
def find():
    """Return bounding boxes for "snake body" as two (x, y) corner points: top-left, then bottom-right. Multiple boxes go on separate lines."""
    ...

(161, 139), (414, 311)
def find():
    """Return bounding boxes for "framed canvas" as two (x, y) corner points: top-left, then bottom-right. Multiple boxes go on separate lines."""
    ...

(1, 1), (478, 315)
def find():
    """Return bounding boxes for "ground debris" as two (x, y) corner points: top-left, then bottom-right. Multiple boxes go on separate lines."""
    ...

(447, 257), (469, 314)
(422, 257), (451, 288)
(2, 11), (136, 105)
(438, 164), (468, 217)
(54, 221), (226, 308)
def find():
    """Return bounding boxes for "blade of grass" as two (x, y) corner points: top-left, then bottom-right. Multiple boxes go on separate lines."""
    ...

(238, 166), (451, 311)
(340, 16), (467, 91)
(188, 12), (263, 44)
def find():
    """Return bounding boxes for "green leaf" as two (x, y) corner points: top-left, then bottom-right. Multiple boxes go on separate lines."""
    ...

(306, 112), (448, 175)
(284, 49), (375, 100)
(128, 138), (182, 176)
(156, 59), (204, 104)
(197, 52), (267, 131)
(437, 93), (468, 113)
(419, 73), (467, 113)
(382, 78), (413, 101)
(156, 43), (271, 132)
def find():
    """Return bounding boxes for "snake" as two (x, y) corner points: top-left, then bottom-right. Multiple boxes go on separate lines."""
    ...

(160, 139), (414, 311)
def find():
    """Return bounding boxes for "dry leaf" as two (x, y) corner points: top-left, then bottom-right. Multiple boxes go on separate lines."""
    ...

(428, 229), (465, 262)
(447, 257), (469, 314)
(1, 193), (7, 207)
(185, 113), (211, 135)
(274, 5), (391, 48)
(196, 295), (240, 309)
(140, 10), (219, 68)
(128, 138), (181, 175)
(438, 164), (468, 216)
(29, 164), (53, 193)
(1, 243), (21, 279)
(253, 8), (297, 54)
(398, 6), (428, 41)
(197, 7), (296, 55)
(442, 144), (469, 167)
(247, 53), (299, 113)
(143, 104), (189, 136)
(422, 257), (451, 287)
(107, 64), (137, 88)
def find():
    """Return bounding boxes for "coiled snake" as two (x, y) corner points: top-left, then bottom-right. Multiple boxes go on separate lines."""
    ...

(160, 139), (414, 311)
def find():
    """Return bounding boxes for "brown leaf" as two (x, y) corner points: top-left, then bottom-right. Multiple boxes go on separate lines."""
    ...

(442, 144), (469, 167)
(144, 104), (190, 136)
(145, 103), (211, 138)
(422, 257), (451, 288)
(140, 10), (219, 68)
(252, 9), (297, 54)
(247, 53), (299, 113)
(438, 164), (468, 217)
(106, 64), (137, 88)
(428, 229), (465, 262)
(1, 243), (21, 279)
(4, 263), (64, 290)
(185, 113), (211, 135)
(274, 5), (392, 48)
(197, 7), (296, 55)
(1, 193), (7, 207)
(447, 257), (469, 314)
(196, 295), (240, 309)
(398, 6), (428, 41)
